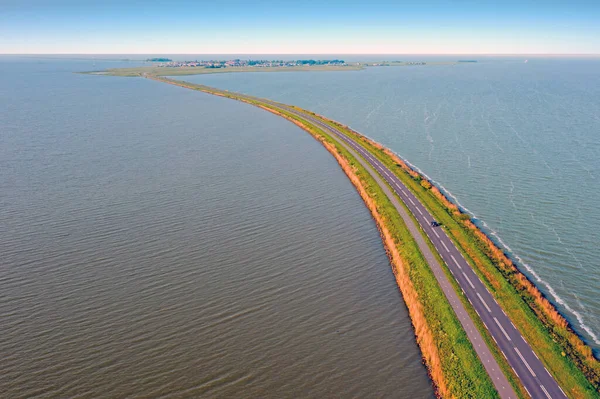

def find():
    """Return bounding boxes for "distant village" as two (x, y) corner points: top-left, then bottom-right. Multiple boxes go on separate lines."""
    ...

(147, 58), (348, 68)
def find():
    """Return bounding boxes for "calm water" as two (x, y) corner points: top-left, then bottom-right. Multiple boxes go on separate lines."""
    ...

(0, 58), (434, 398)
(176, 58), (600, 354)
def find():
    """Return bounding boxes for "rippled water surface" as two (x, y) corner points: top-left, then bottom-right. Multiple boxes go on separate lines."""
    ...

(176, 57), (600, 353)
(0, 58), (434, 398)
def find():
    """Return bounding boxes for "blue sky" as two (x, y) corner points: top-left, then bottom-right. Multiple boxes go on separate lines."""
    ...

(1, 0), (599, 54)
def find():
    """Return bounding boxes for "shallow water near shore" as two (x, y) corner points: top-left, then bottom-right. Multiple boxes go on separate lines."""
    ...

(175, 57), (600, 354)
(0, 57), (434, 397)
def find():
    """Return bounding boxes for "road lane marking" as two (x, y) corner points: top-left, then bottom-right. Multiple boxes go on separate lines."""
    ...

(416, 208), (423, 215)
(514, 346), (536, 377)
(477, 292), (492, 313)
(540, 385), (552, 399)
(450, 254), (462, 269)
(433, 229), (440, 238)
(494, 317), (512, 341)
(441, 240), (450, 252)
(298, 116), (561, 396)
(408, 198), (416, 205)
(462, 272), (475, 288)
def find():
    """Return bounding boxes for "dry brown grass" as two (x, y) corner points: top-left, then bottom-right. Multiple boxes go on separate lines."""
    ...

(311, 110), (599, 391)
(144, 74), (599, 395)
(318, 140), (449, 399)
(252, 105), (450, 397)
(357, 131), (600, 389)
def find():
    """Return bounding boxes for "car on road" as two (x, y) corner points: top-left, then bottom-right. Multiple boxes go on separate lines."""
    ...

(430, 220), (441, 227)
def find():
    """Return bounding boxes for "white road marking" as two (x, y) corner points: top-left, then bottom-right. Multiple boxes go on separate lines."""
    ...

(494, 317), (512, 341)
(441, 240), (450, 252)
(450, 254), (462, 269)
(298, 117), (567, 399)
(463, 272), (475, 288)
(477, 293), (492, 313)
(514, 347), (536, 377)
(540, 385), (552, 399)
(416, 208), (423, 216)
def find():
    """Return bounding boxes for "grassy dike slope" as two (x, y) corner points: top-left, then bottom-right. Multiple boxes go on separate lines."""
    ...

(160, 77), (600, 398)
(315, 119), (600, 399)
(99, 70), (598, 397)
(139, 75), (506, 398)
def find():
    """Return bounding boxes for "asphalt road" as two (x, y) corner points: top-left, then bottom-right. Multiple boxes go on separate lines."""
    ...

(256, 99), (569, 399)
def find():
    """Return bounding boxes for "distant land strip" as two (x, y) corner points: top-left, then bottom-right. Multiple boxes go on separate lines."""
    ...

(85, 59), (461, 77)
(90, 68), (599, 398)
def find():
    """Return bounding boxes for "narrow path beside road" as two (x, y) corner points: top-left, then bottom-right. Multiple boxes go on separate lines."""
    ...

(270, 102), (568, 399)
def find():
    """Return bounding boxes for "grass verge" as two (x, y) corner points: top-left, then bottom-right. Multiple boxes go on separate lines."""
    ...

(313, 116), (600, 399)
(271, 108), (500, 398)
(143, 75), (503, 397)
(105, 72), (598, 397)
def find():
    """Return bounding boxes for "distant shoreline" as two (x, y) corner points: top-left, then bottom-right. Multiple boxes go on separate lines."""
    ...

(81, 60), (465, 77)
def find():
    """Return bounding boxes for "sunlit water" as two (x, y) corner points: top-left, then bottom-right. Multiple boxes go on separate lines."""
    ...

(176, 57), (600, 354)
(0, 57), (434, 398)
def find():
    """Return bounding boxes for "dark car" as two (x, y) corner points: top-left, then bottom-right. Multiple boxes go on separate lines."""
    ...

(430, 220), (441, 227)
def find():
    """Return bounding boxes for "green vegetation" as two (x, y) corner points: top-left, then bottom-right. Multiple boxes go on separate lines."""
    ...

(276, 108), (500, 399)
(311, 118), (529, 398)
(149, 76), (505, 397)
(91, 69), (599, 397)
(323, 120), (600, 398)
(146, 58), (172, 62)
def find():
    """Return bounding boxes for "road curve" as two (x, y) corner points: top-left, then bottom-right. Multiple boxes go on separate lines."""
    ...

(154, 77), (570, 398)
(256, 99), (568, 399)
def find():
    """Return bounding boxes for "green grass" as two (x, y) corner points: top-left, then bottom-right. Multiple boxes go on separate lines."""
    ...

(171, 82), (503, 396)
(279, 110), (500, 399)
(322, 120), (600, 398)
(324, 123), (528, 398)
(106, 73), (599, 397)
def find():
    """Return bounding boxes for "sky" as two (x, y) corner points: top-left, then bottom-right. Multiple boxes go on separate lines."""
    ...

(1, 0), (600, 54)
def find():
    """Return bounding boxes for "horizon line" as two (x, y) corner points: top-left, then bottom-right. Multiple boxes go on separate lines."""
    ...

(2, 53), (600, 56)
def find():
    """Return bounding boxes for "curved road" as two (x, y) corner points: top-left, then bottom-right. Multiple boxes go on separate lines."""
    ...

(257, 98), (569, 399)
(155, 77), (570, 398)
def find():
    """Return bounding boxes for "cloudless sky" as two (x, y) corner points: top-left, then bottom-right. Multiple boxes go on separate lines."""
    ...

(1, 0), (599, 54)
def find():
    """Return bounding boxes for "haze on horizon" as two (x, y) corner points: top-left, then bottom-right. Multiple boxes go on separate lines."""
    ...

(1, 0), (599, 55)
